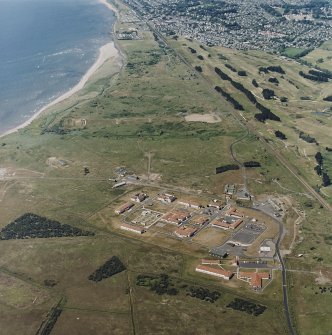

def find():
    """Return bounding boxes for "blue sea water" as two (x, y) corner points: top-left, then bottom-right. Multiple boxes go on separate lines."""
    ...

(0, 0), (115, 134)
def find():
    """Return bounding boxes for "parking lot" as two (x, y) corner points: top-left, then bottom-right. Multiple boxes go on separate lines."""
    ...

(229, 223), (266, 246)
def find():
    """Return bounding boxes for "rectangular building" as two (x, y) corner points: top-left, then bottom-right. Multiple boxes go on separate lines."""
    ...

(238, 271), (270, 289)
(157, 193), (176, 203)
(161, 210), (191, 224)
(174, 226), (197, 238)
(120, 223), (145, 234)
(130, 193), (148, 203)
(115, 202), (134, 215)
(196, 265), (233, 280)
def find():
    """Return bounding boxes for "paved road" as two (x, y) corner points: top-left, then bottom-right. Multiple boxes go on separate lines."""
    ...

(274, 216), (297, 335)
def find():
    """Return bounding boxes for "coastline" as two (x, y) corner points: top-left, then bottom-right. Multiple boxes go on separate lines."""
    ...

(0, 0), (120, 139)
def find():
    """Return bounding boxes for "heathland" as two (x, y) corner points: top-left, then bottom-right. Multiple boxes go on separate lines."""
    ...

(0, 0), (331, 334)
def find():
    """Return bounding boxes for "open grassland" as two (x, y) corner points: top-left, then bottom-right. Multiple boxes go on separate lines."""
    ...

(168, 37), (332, 206)
(303, 40), (332, 71)
(0, 0), (331, 334)
(0, 234), (288, 335)
(287, 271), (332, 335)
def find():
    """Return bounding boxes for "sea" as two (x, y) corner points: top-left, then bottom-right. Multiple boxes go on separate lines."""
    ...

(0, 0), (115, 134)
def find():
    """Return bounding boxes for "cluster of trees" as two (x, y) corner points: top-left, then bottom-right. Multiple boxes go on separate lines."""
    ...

(197, 55), (204, 60)
(136, 274), (178, 296)
(187, 286), (221, 303)
(313, 152), (331, 187)
(215, 67), (231, 81)
(299, 131), (318, 144)
(230, 80), (257, 104)
(309, 69), (332, 79)
(275, 130), (287, 140)
(215, 86), (244, 110)
(188, 47), (197, 54)
(225, 63), (237, 72)
(323, 95), (332, 102)
(195, 65), (203, 73)
(214, 67), (280, 122)
(227, 298), (266, 316)
(316, 286), (332, 294)
(216, 164), (240, 174)
(243, 161), (261, 168)
(299, 71), (329, 82)
(322, 172), (331, 187)
(88, 256), (126, 282)
(259, 65), (285, 74)
(268, 77), (279, 84)
(262, 88), (275, 100)
(41, 124), (69, 135)
(238, 70), (247, 77)
(0, 213), (94, 240)
(255, 102), (281, 122)
(40, 307), (62, 335)
(252, 79), (259, 88)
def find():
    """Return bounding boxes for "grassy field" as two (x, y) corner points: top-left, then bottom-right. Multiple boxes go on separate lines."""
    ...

(0, 0), (331, 334)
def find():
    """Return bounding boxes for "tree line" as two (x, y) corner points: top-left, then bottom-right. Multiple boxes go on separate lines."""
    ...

(214, 67), (281, 122)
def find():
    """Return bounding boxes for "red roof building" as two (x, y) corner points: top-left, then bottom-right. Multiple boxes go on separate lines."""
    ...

(211, 218), (243, 230)
(238, 271), (270, 289)
(174, 226), (197, 238)
(115, 202), (134, 214)
(162, 210), (191, 224)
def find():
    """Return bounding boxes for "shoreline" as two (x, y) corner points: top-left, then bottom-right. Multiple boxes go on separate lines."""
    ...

(0, 0), (120, 139)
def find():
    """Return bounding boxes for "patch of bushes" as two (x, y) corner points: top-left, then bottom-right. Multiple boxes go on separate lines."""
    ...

(255, 103), (281, 122)
(197, 55), (204, 60)
(215, 86), (244, 110)
(225, 63), (237, 72)
(268, 77), (279, 84)
(40, 307), (62, 335)
(88, 256), (126, 282)
(215, 67), (231, 81)
(262, 88), (275, 100)
(187, 286), (221, 303)
(275, 130), (287, 140)
(243, 161), (261, 168)
(0, 213), (94, 240)
(195, 65), (203, 73)
(322, 172), (331, 187)
(252, 79), (259, 87)
(259, 65), (285, 74)
(299, 131), (318, 144)
(215, 67), (280, 122)
(136, 274), (178, 296)
(216, 164), (240, 174)
(238, 70), (247, 76)
(227, 298), (266, 316)
(323, 95), (332, 102)
(299, 71), (328, 82)
(188, 47), (197, 54)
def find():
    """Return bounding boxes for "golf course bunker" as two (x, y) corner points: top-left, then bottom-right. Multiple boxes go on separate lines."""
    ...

(229, 222), (266, 246)
(185, 113), (221, 123)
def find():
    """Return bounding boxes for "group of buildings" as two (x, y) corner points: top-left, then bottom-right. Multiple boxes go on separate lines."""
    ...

(113, 188), (274, 290)
(195, 258), (271, 290)
(123, 0), (331, 52)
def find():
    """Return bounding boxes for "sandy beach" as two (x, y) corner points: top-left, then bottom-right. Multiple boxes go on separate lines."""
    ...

(1, 0), (119, 138)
